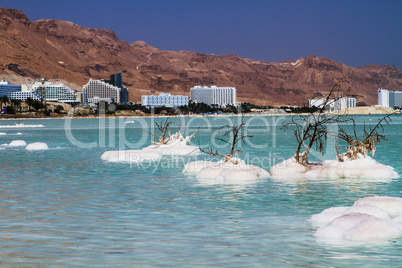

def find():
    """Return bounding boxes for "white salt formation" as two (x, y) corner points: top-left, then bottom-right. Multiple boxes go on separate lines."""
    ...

(183, 157), (270, 185)
(144, 130), (199, 156)
(9, 140), (27, 147)
(102, 125), (198, 163)
(270, 153), (398, 179)
(25, 142), (49, 150)
(309, 196), (402, 242)
(0, 124), (44, 128)
(101, 150), (162, 163)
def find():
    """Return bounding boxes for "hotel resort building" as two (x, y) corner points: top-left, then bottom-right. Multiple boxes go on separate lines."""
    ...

(190, 86), (236, 107)
(141, 93), (188, 108)
(0, 80), (21, 98)
(8, 80), (81, 104)
(378, 88), (402, 108)
(307, 96), (356, 111)
(83, 73), (129, 105)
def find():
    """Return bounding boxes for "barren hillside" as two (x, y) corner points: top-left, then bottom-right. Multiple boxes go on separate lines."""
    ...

(1, 8), (401, 106)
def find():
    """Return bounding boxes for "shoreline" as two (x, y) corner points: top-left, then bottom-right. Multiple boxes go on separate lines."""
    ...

(0, 105), (398, 121)
(0, 111), (399, 121)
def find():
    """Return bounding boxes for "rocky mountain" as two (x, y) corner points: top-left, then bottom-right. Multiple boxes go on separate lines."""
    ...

(1, 8), (401, 106)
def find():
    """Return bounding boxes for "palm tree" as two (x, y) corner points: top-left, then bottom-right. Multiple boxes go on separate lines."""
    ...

(26, 97), (33, 111)
(0, 95), (9, 113)
(2, 95), (9, 106)
(11, 99), (22, 112)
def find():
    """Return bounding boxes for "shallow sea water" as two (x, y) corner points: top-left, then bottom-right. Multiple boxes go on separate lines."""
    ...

(0, 115), (401, 267)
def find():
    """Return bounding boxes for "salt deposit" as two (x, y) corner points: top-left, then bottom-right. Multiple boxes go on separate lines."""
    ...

(101, 129), (195, 164)
(183, 157), (270, 185)
(101, 150), (162, 163)
(270, 154), (398, 179)
(353, 196), (402, 218)
(144, 131), (200, 156)
(182, 161), (217, 174)
(0, 124), (44, 128)
(309, 207), (349, 227)
(9, 140), (27, 147)
(25, 142), (49, 151)
(310, 196), (402, 242)
(143, 143), (199, 156)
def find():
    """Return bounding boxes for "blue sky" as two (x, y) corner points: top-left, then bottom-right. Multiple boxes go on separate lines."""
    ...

(1, 0), (401, 68)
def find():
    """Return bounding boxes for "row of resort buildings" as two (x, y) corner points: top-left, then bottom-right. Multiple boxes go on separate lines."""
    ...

(0, 72), (237, 108)
(0, 72), (401, 109)
(307, 97), (357, 111)
(0, 73), (129, 106)
(307, 88), (402, 110)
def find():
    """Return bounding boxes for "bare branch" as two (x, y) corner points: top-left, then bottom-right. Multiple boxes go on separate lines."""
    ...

(198, 118), (252, 162)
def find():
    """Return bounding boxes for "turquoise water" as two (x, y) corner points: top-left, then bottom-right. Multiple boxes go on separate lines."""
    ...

(0, 115), (401, 267)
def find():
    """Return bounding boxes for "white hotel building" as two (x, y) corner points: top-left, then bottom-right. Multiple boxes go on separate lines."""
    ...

(11, 81), (80, 104)
(190, 86), (236, 107)
(83, 79), (125, 104)
(141, 93), (188, 108)
(307, 96), (356, 111)
(378, 88), (402, 108)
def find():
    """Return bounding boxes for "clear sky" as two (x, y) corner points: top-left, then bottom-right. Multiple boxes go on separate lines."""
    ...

(1, 0), (401, 68)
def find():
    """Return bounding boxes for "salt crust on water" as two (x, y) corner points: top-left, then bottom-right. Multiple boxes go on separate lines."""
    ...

(25, 142), (49, 151)
(8, 140), (27, 147)
(143, 143), (199, 156)
(0, 124), (44, 128)
(101, 150), (162, 163)
(309, 196), (402, 242)
(183, 157), (270, 185)
(270, 154), (398, 179)
(143, 133), (200, 156)
(101, 131), (198, 163)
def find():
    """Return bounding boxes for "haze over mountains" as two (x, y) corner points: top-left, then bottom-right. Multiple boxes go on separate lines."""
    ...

(1, 8), (401, 106)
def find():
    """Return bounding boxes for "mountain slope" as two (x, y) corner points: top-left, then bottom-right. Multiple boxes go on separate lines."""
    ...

(1, 8), (401, 106)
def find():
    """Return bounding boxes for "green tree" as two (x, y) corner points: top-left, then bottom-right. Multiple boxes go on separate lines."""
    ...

(0, 95), (9, 110)
(10, 99), (22, 111)
(26, 97), (33, 111)
(54, 105), (64, 114)
(32, 100), (44, 111)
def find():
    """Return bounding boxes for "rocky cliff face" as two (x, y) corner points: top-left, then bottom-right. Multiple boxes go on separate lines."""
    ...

(1, 8), (401, 106)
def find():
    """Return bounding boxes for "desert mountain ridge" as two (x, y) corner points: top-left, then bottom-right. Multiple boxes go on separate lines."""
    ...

(1, 7), (401, 106)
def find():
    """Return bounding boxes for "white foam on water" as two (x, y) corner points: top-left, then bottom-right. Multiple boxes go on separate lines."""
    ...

(310, 196), (402, 242)
(101, 150), (162, 163)
(0, 132), (6, 135)
(9, 140), (27, 147)
(25, 142), (49, 151)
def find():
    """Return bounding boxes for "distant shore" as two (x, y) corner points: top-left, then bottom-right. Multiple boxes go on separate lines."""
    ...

(0, 106), (399, 121)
